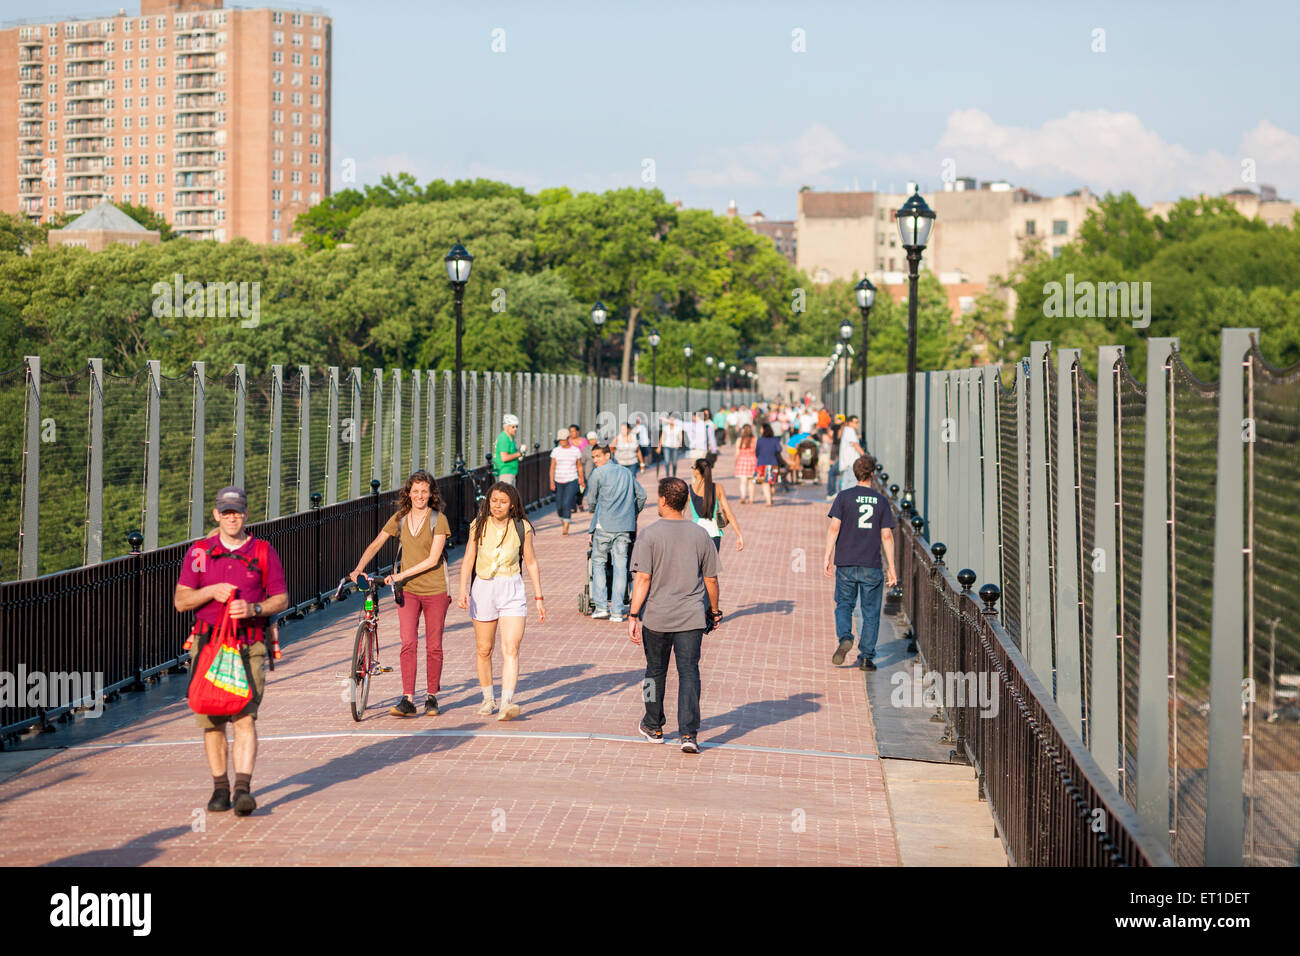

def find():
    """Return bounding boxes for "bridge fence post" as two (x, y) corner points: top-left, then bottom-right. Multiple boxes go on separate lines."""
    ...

(1206, 327), (1257, 866)
(1090, 345), (1124, 789)
(188, 361), (206, 540)
(369, 368), (382, 491)
(19, 355), (40, 578)
(410, 369), (421, 476)
(233, 363), (246, 492)
(391, 368), (402, 492)
(981, 366), (1000, 600)
(1137, 338), (1177, 851)
(326, 367), (339, 505)
(267, 365), (283, 520)
(86, 358), (104, 566)
(144, 359), (161, 551)
(298, 365), (311, 515)
(348, 367), (361, 501)
(1028, 342), (1053, 688)
(1055, 348), (1084, 739)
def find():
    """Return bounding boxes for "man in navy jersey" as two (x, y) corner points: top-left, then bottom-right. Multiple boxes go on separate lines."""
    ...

(824, 454), (897, 670)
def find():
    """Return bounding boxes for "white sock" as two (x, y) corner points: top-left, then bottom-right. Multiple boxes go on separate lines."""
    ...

(481, 685), (494, 702)
(500, 689), (512, 707)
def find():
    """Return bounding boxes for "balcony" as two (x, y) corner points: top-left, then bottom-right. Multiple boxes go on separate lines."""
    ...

(64, 120), (105, 135)
(67, 83), (107, 100)
(175, 54), (217, 73)
(175, 77), (217, 92)
(65, 64), (105, 79)
(66, 103), (106, 117)
(19, 105), (44, 118)
(175, 173), (216, 188)
(21, 199), (44, 214)
(18, 144), (44, 157)
(20, 87), (44, 102)
(19, 160), (43, 175)
(19, 123), (43, 138)
(18, 50), (43, 62)
(66, 45), (107, 63)
(63, 159), (104, 173)
(174, 156), (217, 171)
(175, 116), (217, 130)
(19, 179), (44, 195)
(19, 68), (44, 81)
(174, 133), (216, 148)
(67, 179), (106, 196)
(174, 211), (215, 226)
(174, 196), (217, 210)
(65, 140), (106, 157)
(175, 37), (213, 53)
(174, 94), (218, 111)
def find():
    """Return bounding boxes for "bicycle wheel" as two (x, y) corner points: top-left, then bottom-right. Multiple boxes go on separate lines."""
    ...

(350, 621), (372, 721)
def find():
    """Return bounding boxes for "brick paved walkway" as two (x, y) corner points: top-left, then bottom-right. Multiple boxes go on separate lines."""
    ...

(0, 449), (900, 866)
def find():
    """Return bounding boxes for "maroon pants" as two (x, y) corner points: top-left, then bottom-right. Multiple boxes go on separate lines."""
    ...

(396, 592), (451, 697)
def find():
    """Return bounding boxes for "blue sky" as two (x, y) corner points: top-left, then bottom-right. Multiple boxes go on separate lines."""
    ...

(12, 0), (1300, 218)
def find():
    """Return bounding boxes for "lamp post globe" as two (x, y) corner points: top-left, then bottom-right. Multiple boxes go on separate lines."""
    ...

(895, 190), (935, 508)
(444, 241), (474, 481)
(704, 355), (714, 415)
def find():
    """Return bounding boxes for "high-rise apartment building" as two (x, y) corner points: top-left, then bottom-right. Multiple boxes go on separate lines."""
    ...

(0, 0), (331, 243)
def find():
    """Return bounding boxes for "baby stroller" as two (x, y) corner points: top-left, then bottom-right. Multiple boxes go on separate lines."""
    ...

(579, 529), (637, 616)
(797, 440), (818, 481)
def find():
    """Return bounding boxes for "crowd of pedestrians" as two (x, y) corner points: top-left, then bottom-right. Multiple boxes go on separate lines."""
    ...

(175, 397), (897, 811)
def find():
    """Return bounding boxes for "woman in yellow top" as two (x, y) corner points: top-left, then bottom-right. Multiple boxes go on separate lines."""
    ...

(457, 482), (546, 720)
(350, 471), (451, 718)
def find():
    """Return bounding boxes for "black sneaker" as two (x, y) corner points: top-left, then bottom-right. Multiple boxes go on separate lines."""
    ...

(207, 788), (231, 812)
(832, 639), (854, 665)
(232, 790), (256, 817)
(424, 695), (440, 716)
(858, 657), (877, 671)
(389, 697), (417, 718)
(638, 720), (664, 744)
(680, 735), (700, 755)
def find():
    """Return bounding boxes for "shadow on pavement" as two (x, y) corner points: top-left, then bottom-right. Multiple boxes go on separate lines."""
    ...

(699, 691), (821, 746)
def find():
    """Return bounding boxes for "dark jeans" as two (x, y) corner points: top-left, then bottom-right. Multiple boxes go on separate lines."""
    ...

(826, 460), (839, 496)
(555, 479), (579, 519)
(834, 565), (885, 660)
(642, 626), (704, 737)
(661, 446), (681, 476)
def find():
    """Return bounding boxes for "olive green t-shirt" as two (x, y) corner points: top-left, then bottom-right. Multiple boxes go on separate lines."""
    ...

(382, 509), (451, 595)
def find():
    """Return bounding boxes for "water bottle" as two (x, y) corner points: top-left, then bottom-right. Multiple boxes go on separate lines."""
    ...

(364, 592), (374, 613)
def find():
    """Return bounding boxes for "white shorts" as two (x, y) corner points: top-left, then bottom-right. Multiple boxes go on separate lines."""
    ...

(470, 574), (527, 621)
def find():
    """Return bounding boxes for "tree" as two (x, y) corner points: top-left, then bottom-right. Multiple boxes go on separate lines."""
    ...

(1079, 192), (1158, 270)
(115, 200), (174, 241)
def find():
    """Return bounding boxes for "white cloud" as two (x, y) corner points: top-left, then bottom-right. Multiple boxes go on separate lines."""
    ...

(914, 109), (1300, 201)
(685, 123), (860, 190)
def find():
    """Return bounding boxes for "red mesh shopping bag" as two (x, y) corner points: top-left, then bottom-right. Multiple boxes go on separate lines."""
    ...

(187, 598), (254, 716)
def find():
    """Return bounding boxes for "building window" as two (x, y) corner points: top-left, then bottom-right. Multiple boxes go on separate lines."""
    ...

(273, 11), (282, 24)
(1052, 219), (1068, 235)
(273, 50), (283, 64)
(272, 228), (281, 242)
(292, 33), (303, 46)
(292, 52), (302, 66)
(272, 90), (282, 103)
(1024, 219), (1035, 236)
(124, 135), (133, 147)
(141, 37), (149, 49)
(271, 209), (281, 221)
(273, 32), (283, 45)
(309, 172), (320, 185)
(156, 191), (164, 205)
(272, 70), (282, 84)
(271, 189), (282, 202)
(291, 92), (302, 105)
(1052, 246), (1063, 258)
(271, 169), (282, 182)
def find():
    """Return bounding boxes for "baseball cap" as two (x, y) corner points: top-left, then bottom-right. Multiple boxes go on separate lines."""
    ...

(586, 431), (598, 441)
(214, 486), (247, 514)
(503, 414), (519, 427)
(556, 427), (569, 441)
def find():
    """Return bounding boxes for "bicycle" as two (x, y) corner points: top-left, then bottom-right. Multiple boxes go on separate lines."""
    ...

(334, 573), (394, 721)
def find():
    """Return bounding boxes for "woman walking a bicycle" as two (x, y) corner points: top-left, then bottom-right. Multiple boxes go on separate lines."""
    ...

(457, 482), (546, 721)
(349, 471), (451, 718)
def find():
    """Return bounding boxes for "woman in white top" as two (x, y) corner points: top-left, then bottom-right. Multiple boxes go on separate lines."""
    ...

(613, 422), (644, 476)
(548, 428), (585, 535)
(657, 415), (684, 477)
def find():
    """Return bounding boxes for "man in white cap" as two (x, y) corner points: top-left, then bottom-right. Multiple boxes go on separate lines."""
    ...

(494, 414), (522, 485)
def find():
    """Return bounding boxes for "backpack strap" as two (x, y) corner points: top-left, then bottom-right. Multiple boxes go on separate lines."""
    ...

(252, 537), (279, 667)
(514, 518), (527, 559)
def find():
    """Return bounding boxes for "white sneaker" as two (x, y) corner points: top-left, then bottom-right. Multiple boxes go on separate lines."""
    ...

(592, 609), (610, 619)
(476, 698), (496, 715)
(609, 614), (625, 623)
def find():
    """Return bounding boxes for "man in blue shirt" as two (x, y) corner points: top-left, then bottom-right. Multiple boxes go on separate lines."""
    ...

(587, 444), (647, 622)
(824, 453), (898, 670)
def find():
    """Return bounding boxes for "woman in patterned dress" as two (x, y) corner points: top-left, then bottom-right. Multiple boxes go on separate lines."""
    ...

(734, 424), (757, 504)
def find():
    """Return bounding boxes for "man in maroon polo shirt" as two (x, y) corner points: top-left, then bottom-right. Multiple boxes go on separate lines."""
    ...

(175, 487), (288, 817)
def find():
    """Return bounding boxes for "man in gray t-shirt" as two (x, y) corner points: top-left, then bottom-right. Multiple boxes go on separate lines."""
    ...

(628, 477), (721, 754)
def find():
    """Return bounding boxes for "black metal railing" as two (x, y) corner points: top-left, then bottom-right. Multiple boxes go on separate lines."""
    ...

(0, 451), (553, 742)
(884, 483), (1173, 867)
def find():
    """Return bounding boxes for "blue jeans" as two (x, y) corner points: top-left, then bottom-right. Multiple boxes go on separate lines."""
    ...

(623, 462), (641, 479)
(555, 480), (579, 520)
(834, 566), (885, 660)
(661, 446), (681, 476)
(591, 529), (630, 614)
(826, 460), (839, 496)
(642, 626), (703, 737)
